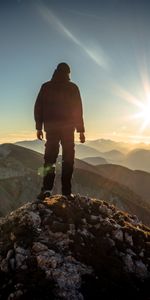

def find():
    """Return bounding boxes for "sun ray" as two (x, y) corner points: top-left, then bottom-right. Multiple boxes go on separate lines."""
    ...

(36, 2), (109, 69)
(113, 84), (144, 109)
(113, 69), (150, 133)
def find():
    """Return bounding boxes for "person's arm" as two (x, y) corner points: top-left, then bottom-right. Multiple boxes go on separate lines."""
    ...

(74, 86), (85, 142)
(34, 85), (44, 140)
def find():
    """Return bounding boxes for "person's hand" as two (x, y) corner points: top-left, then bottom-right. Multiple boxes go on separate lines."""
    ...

(37, 130), (43, 140)
(79, 132), (85, 143)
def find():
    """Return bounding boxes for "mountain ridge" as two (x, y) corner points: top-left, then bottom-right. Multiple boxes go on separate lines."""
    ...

(96, 164), (150, 204)
(14, 139), (150, 172)
(1, 143), (150, 226)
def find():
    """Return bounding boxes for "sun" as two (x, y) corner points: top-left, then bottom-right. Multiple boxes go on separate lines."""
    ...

(114, 78), (150, 133)
(131, 94), (150, 132)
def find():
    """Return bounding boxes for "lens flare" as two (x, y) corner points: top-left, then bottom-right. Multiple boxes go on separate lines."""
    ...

(113, 72), (150, 133)
(36, 2), (109, 70)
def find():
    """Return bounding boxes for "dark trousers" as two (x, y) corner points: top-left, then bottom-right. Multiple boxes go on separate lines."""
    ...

(42, 126), (75, 195)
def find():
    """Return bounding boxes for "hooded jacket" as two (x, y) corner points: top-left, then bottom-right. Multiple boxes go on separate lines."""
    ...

(34, 76), (85, 133)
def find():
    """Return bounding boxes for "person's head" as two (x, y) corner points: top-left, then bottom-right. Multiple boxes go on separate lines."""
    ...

(56, 62), (70, 74)
(51, 62), (71, 82)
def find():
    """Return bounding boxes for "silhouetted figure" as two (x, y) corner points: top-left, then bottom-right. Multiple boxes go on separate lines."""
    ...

(34, 62), (85, 200)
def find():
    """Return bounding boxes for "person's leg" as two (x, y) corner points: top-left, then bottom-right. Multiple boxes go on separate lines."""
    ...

(61, 127), (75, 195)
(42, 130), (60, 192)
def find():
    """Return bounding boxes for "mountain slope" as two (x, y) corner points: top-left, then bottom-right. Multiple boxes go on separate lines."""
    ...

(15, 140), (150, 172)
(0, 195), (150, 300)
(123, 149), (150, 172)
(81, 156), (107, 166)
(71, 168), (150, 226)
(86, 139), (129, 153)
(16, 140), (102, 159)
(0, 143), (43, 171)
(0, 143), (43, 216)
(96, 164), (150, 204)
(82, 150), (125, 165)
(99, 149), (125, 162)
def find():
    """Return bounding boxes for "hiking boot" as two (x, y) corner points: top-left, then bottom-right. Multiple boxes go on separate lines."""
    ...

(62, 194), (75, 200)
(36, 190), (52, 202)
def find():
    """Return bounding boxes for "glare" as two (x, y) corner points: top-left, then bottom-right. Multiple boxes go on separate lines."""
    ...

(114, 75), (150, 133)
(138, 101), (150, 132)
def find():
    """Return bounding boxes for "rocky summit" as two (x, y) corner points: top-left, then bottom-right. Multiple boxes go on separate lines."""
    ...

(0, 195), (150, 300)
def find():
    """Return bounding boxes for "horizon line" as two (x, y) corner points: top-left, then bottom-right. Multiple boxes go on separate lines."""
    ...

(1, 137), (150, 145)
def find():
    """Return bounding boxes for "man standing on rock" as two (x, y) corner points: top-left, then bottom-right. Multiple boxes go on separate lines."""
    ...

(34, 62), (85, 201)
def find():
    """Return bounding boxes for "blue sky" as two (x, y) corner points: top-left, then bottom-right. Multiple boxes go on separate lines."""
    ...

(1, 0), (150, 143)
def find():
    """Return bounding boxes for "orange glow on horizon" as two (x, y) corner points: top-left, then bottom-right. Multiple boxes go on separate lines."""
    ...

(1, 131), (150, 145)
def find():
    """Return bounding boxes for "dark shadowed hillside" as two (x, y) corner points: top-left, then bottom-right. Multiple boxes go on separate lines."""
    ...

(0, 143), (43, 171)
(96, 164), (150, 205)
(0, 195), (150, 300)
(71, 168), (150, 226)
(0, 144), (43, 216)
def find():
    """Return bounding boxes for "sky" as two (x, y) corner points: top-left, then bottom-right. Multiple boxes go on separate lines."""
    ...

(1, 0), (150, 143)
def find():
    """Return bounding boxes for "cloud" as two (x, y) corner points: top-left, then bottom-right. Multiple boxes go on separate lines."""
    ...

(36, 2), (109, 70)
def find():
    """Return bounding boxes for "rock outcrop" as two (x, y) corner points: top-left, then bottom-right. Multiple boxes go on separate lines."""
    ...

(0, 195), (150, 299)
